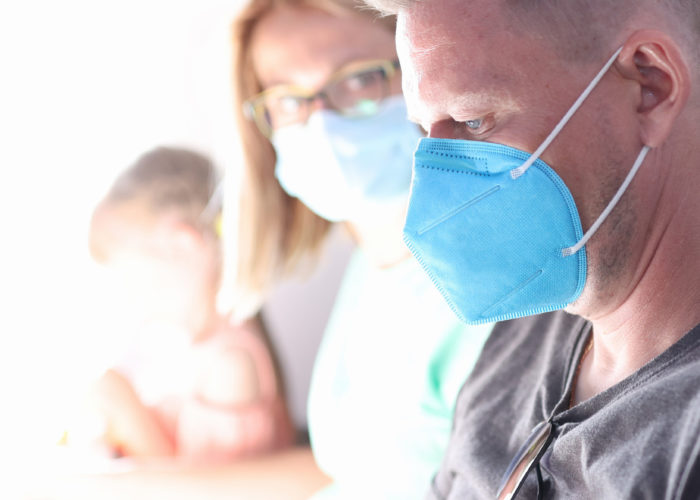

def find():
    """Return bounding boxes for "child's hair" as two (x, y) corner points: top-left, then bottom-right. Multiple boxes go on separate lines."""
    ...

(89, 146), (221, 263)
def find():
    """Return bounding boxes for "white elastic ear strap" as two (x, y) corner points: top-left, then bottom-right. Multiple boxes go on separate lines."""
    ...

(562, 145), (651, 257)
(510, 47), (624, 180)
(505, 46), (652, 257)
(200, 179), (224, 223)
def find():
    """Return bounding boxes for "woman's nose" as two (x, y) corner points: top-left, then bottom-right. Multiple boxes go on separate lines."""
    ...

(308, 93), (332, 113)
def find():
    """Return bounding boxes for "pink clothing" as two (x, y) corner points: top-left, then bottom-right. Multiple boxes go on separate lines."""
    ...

(176, 392), (291, 462)
(173, 320), (294, 461)
(116, 317), (294, 462)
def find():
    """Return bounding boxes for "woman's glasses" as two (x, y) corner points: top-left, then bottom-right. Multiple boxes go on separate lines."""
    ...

(244, 59), (400, 137)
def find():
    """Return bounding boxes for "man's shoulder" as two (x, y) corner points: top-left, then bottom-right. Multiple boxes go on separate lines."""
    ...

(454, 311), (588, 431)
(491, 310), (587, 339)
(636, 321), (700, 400)
(477, 311), (588, 371)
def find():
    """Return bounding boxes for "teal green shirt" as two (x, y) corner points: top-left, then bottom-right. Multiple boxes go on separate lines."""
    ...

(307, 249), (494, 499)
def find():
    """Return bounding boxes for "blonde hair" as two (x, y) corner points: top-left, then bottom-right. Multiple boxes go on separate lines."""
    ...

(231, 0), (396, 298)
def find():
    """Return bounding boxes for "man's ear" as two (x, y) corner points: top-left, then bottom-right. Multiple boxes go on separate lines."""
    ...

(615, 30), (690, 147)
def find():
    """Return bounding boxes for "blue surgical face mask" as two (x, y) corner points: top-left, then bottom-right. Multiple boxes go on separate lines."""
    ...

(403, 47), (652, 325)
(272, 95), (422, 222)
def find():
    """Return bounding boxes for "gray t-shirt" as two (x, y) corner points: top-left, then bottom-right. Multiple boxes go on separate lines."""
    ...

(429, 311), (700, 499)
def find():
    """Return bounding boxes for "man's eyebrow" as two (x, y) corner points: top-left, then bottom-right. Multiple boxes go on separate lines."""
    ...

(405, 93), (503, 126)
(450, 91), (500, 112)
(447, 90), (519, 123)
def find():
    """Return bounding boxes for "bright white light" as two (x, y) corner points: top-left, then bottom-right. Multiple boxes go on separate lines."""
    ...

(0, 0), (247, 479)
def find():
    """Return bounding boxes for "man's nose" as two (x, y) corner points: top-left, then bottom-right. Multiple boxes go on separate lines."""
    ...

(428, 119), (470, 140)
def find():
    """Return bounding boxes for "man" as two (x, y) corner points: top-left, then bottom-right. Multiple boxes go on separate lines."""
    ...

(362, 0), (700, 498)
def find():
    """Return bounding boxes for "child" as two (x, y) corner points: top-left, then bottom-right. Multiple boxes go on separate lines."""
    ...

(86, 146), (294, 462)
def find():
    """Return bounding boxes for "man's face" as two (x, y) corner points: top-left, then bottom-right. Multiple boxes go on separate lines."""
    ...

(396, 0), (646, 314)
(396, 0), (609, 161)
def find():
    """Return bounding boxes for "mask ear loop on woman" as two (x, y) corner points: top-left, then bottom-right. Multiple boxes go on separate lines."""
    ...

(507, 46), (652, 257)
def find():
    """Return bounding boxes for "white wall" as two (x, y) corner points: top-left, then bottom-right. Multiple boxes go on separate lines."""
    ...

(263, 227), (355, 429)
(0, 0), (350, 457)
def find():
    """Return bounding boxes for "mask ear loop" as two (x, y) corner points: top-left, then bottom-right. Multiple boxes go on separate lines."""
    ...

(510, 47), (623, 180)
(200, 178), (225, 226)
(561, 145), (650, 257)
(505, 46), (652, 258)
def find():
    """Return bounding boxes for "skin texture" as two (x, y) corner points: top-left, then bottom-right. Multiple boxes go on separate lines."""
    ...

(396, 0), (700, 402)
(94, 369), (176, 457)
(250, 4), (412, 268)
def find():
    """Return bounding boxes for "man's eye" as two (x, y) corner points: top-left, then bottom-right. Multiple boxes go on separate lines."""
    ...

(465, 118), (483, 130)
(462, 114), (496, 137)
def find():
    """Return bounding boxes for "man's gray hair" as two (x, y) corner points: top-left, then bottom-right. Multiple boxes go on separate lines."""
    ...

(364, 0), (700, 63)
(365, 0), (412, 16)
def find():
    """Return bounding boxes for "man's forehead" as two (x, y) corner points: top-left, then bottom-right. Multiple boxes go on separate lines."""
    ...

(397, 2), (523, 122)
(397, 0), (505, 44)
(396, 0), (531, 74)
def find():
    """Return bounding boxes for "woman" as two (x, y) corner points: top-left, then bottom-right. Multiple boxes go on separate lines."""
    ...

(231, 0), (494, 497)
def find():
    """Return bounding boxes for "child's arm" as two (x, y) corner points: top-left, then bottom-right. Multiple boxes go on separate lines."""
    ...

(91, 369), (176, 458)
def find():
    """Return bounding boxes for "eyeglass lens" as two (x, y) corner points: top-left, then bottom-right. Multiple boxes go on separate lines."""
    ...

(496, 420), (554, 500)
(261, 66), (390, 132)
(324, 68), (387, 115)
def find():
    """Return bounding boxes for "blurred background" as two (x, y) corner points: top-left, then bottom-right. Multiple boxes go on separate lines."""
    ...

(0, 0), (353, 485)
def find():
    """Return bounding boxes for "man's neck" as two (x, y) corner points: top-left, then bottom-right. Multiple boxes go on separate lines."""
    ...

(572, 182), (700, 403)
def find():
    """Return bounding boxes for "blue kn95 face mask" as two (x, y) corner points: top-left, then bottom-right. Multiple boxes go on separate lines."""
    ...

(403, 47), (652, 325)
